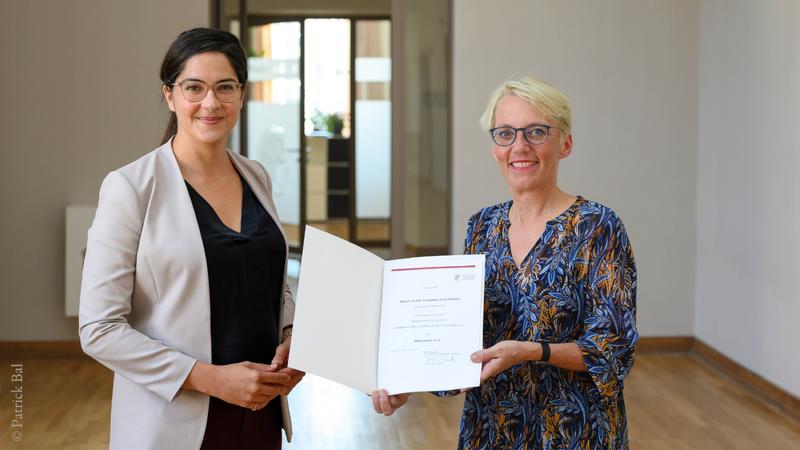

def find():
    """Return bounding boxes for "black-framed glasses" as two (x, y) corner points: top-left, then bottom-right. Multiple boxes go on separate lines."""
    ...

(489, 124), (561, 146)
(170, 80), (243, 103)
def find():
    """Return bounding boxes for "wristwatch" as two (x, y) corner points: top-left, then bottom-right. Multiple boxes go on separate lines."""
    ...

(539, 342), (551, 362)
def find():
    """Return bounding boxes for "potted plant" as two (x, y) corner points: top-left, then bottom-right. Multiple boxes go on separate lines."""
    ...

(324, 113), (344, 136)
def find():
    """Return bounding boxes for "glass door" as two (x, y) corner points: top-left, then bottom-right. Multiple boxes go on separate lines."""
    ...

(303, 19), (352, 242)
(216, 8), (393, 254)
(354, 19), (391, 248)
(245, 20), (303, 249)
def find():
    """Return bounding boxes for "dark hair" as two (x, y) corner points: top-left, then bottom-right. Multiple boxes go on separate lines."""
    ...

(159, 27), (248, 144)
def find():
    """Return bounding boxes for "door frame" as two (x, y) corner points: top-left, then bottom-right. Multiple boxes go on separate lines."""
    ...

(215, 9), (392, 252)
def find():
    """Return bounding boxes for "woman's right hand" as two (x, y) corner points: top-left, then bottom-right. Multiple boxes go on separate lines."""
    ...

(214, 361), (293, 409)
(371, 389), (410, 416)
(184, 361), (292, 410)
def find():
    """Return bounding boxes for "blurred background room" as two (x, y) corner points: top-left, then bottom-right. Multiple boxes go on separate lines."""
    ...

(0, 0), (798, 448)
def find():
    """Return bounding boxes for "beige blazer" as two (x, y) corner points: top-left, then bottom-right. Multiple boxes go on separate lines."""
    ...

(79, 140), (295, 450)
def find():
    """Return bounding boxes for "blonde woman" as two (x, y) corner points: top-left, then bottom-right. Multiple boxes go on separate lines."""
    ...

(373, 77), (638, 449)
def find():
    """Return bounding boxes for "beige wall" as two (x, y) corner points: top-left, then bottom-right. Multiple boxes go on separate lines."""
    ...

(452, 0), (699, 336)
(696, 0), (800, 397)
(400, 0), (450, 252)
(0, 1), (209, 340)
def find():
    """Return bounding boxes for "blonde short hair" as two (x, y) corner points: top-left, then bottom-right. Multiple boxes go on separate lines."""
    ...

(479, 76), (572, 136)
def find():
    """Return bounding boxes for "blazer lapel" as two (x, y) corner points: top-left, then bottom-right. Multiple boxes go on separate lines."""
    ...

(149, 141), (212, 362)
(228, 152), (289, 247)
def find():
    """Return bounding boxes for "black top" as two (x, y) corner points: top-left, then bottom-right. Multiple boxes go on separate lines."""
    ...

(186, 177), (285, 365)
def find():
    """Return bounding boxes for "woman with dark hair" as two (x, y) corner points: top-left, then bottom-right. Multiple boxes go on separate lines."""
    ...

(79, 27), (303, 449)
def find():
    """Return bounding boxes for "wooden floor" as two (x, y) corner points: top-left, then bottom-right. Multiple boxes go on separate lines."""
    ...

(0, 354), (798, 449)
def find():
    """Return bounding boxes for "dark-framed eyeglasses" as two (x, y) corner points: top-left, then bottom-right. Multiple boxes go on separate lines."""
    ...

(489, 124), (561, 146)
(169, 80), (243, 103)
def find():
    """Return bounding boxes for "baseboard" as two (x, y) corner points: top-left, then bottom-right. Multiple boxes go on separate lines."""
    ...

(1, 337), (797, 422)
(636, 336), (695, 353)
(0, 341), (84, 358)
(691, 339), (800, 422)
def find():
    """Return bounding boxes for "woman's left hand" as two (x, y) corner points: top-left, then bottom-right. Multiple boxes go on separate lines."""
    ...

(471, 340), (538, 382)
(272, 337), (305, 393)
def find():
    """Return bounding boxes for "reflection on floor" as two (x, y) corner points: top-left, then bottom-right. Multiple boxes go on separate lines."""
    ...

(282, 374), (462, 449)
(1, 353), (798, 449)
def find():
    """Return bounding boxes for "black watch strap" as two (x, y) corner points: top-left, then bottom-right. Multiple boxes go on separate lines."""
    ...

(539, 342), (551, 362)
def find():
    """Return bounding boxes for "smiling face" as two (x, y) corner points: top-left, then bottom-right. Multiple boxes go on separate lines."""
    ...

(163, 51), (244, 147)
(492, 95), (573, 195)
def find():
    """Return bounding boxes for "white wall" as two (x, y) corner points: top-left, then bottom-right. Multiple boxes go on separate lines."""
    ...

(0, 1), (208, 340)
(452, 0), (698, 336)
(696, 0), (800, 396)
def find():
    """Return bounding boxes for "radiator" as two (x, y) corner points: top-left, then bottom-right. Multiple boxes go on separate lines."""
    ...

(65, 206), (96, 317)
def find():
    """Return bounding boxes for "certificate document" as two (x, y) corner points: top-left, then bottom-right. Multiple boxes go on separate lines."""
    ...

(289, 226), (485, 395)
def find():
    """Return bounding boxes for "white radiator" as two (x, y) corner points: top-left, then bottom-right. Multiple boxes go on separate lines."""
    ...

(65, 206), (96, 317)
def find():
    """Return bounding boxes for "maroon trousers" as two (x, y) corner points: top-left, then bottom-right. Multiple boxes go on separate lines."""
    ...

(200, 397), (282, 449)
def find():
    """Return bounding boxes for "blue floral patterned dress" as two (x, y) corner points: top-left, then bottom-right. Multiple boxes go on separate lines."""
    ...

(440, 196), (638, 449)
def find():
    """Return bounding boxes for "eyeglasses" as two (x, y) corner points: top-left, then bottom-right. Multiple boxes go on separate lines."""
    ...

(489, 124), (561, 146)
(169, 80), (242, 103)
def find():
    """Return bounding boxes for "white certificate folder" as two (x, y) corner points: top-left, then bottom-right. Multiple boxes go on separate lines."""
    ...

(289, 226), (485, 395)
